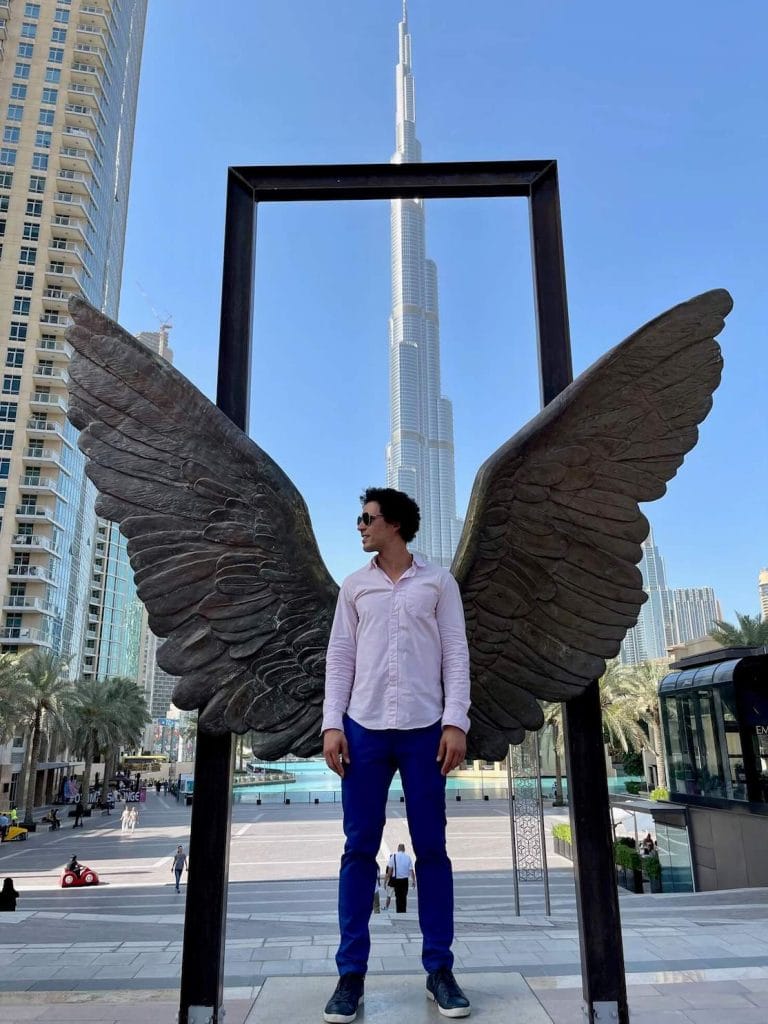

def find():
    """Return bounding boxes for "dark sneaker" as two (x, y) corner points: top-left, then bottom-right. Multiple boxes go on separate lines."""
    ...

(426, 967), (471, 1018)
(324, 973), (365, 1023)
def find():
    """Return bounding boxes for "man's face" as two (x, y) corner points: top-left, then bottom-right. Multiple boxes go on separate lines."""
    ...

(358, 501), (399, 554)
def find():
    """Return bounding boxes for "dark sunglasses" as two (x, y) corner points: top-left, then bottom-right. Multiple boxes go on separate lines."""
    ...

(357, 512), (385, 527)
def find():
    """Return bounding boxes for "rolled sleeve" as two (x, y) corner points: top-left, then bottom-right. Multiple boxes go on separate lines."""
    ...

(436, 573), (471, 734)
(322, 583), (358, 733)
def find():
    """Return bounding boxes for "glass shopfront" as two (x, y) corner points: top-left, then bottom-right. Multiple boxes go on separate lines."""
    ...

(659, 653), (768, 806)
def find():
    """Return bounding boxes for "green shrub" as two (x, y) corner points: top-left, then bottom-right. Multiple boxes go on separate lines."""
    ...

(622, 751), (644, 776)
(649, 786), (669, 802)
(641, 854), (661, 880)
(613, 840), (642, 872)
(552, 823), (572, 843)
(624, 781), (642, 795)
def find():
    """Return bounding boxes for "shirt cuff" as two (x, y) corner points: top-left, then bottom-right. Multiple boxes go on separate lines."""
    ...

(441, 708), (470, 734)
(321, 711), (345, 734)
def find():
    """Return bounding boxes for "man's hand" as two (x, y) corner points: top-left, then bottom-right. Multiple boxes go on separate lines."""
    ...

(323, 729), (350, 778)
(436, 725), (466, 776)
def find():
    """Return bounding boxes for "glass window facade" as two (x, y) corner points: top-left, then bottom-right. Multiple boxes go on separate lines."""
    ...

(660, 655), (768, 805)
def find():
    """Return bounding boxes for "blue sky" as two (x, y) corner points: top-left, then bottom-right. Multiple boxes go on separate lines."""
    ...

(118, 0), (767, 621)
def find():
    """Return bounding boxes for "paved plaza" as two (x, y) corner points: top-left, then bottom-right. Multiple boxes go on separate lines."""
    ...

(0, 790), (767, 1022)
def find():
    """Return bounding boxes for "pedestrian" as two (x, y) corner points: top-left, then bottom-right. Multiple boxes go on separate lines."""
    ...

(0, 811), (9, 842)
(172, 846), (188, 892)
(0, 877), (19, 911)
(73, 799), (85, 828)
(385, 844), (416, 913)
(9, 805), (18, 826)
(128, 806), (138, 833)
(155, 780), (161, 794)
(120, 805), (131, 833)
(322, 488), (471, 1022)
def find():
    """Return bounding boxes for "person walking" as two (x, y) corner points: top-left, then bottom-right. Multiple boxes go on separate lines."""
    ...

(127, 806), (138, 833)
(322, 487), (471, 1022)
(172, 846), (188, 893)
(0, 877), (19, 911)
(72, 799), (85, 828)
(120, 805), (131, 833)
(0, 811), (9, 842)
(385, 844), (415, 913)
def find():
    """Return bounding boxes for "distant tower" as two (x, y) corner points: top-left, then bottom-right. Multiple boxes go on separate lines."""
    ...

(759, 568), (768, 621)
(620, 528), (673, 664)
(385, 2), (463, 566)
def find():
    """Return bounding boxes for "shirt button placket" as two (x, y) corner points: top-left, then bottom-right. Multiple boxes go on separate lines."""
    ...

(388, 586), (399, 728)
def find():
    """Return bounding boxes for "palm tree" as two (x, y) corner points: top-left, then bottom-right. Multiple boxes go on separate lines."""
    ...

(710, 612), (768, 648)
(615, 659), (670, 789)
(68, 678), (121, 806)
(18, 651), (72, 827)
(69, 677), (149, 805)
(0, 653), (26, 745)
(540, 661), (645, 803)
(100, 676), (149, 793)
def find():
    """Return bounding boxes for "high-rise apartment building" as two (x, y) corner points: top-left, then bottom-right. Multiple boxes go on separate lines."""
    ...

(385, 2), (463, 567)
(620, 527), (723, 665)
(671, 587), (722, 645)
(0, 0), (147, 666)
(132, 326), (178, 720)
(759, 568), (768, 621)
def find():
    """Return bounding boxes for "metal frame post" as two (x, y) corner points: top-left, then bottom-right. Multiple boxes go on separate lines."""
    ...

(178, 171), (256, 1024)
(530, 164), (629, 1023)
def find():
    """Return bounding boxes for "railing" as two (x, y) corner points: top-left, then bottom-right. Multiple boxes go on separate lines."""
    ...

(11, 534), (57, 553)
(0, 626), (52, 645)
(2, 595), (57, 613)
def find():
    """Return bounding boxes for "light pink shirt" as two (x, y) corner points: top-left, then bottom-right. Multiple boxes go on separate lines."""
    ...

(322, 554), (471, 734)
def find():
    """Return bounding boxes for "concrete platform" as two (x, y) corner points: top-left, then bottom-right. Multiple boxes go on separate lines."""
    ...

(245, 973), (554, 1024)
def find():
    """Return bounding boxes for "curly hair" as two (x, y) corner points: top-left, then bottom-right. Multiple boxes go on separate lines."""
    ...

(360, 487), (421, 543)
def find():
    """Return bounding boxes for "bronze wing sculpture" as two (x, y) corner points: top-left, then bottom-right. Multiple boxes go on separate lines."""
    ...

(65, 289), (732, 760)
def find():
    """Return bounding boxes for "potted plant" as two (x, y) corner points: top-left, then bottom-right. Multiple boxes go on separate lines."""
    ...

(642, 853), (663, 893)
(552, 823), (572, 860)
(613, 839), (643, 893)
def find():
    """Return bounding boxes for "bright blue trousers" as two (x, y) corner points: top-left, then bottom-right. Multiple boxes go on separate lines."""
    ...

(335, 716), (454, 976)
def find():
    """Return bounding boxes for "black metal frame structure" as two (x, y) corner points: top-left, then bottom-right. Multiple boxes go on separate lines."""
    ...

(178, 160), (629, 1024)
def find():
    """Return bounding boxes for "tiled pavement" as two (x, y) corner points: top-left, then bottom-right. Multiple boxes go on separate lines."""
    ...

(2, 888), (768, 1022)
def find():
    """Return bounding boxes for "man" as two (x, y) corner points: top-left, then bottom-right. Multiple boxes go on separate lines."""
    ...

(67, 854), (82, 878)
(72, 799), (84, 828)
(322, 487), (471, 1022)
(0, 810), (9, 842)
(172, 845), (188, 893)
(385, 843), (415, 913)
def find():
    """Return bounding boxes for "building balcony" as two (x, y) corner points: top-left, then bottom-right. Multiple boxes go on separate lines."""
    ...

(80, 4), (109, 23)
(10, 534), (60, 557)
(33, 365), (69, 384)
(48, 237), (87, 262)
(7, 565), (58, 587)
(26, 419), (72, 448)
(22, 447), (69, 474)
(67, 79), (105, 116)
(2, 594), (57, 615)
(44, 262), (84, 289)
(74, 41), (106, 65)
(19, 474), (67, 500)
(56, 169), (98, 205)
(36, 339), (73, 360)
(0, 627), (53, 648)
(50, 214), (88, 244)
(30, 393), (68, 414)
(76, 23), (110, 51)
(70, 60), (105, 89)
(15, 505), (63, 529)
(53, 191), (94, 225)
(62, 125), (98, 156)
(59, 146), (98, 181)
(0, 18), (6, 42)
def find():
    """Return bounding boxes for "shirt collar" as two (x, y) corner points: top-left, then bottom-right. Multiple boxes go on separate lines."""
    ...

(368, 551), (426, 570)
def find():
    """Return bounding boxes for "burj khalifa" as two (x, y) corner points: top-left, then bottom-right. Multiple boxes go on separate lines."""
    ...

(385, 2), (464, 567)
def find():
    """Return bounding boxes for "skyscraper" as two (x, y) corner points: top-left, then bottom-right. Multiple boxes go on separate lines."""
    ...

(385, 2), (463, 567)
(0, 0), (147, 666)
(759, 568), (768, 621)
(671, 587), (722, 645)
(620, 528), (674, 664)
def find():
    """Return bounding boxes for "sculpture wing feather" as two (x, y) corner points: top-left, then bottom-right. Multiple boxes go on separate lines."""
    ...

(453, 289), (732, 760)
(66, 297), (338, 757)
